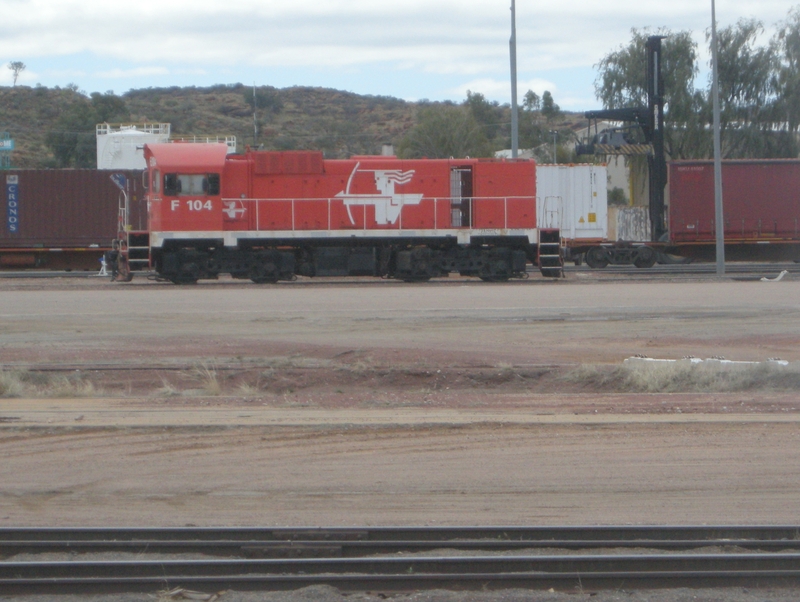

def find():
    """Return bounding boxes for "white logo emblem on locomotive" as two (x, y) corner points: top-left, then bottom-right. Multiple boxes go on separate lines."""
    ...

(336, 163), (424, 225)
(222, 200), (246, 219)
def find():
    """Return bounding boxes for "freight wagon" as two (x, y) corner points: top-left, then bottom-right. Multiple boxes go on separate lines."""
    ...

(107, 144), (563, 283)
(667, 159), (800, 262)
(1, 169), (144, 270)
(565, 159), (800, 268)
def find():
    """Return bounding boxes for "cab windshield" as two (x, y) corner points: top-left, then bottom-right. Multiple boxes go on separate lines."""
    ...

(163, 173), (220, 196)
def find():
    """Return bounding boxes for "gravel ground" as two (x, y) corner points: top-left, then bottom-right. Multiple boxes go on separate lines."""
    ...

(1, 273), (799, 600)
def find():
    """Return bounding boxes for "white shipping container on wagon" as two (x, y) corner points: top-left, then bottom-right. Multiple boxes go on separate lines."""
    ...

(536, 164), (608, 243)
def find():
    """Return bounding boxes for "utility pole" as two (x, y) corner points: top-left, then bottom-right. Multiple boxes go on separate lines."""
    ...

(253, 83), (258, 148)
(509, 0), (518, 158)
(711, 0), (725, 275)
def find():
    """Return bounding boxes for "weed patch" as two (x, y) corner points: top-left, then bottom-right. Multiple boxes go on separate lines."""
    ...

(562, 362), (800, 393)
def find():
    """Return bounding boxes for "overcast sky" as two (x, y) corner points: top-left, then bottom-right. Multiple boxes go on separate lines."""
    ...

(0, 0), (795, 110)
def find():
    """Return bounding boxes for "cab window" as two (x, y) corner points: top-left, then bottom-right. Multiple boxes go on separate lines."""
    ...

(164, 173), (220, 196)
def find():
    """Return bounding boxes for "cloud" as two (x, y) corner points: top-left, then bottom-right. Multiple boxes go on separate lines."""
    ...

(95, 66), (170, 78)
(0, 0), (795, 107)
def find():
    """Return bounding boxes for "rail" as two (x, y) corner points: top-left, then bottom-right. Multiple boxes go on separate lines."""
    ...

(220, 195), (535, 232)
(2, 526), (800, 594)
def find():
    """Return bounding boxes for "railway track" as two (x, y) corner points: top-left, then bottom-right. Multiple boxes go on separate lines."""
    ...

(0, 261), (798, 282)
(565, 261), (800, 277)
(2, 526), (800, 594)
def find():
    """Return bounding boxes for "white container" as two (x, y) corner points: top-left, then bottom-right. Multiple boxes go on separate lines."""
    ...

(536, 164), (608, 242)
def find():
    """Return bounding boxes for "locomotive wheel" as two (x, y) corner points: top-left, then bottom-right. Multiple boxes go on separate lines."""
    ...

(173, 262), (200, 285)
(585, 246), (609, 269)
(633, 246), (657, 269)
(250, 264), (279, 284)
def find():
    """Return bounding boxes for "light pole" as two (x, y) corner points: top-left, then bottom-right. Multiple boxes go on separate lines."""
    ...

(510, 0), (519, 158)
(711, 0), (725, 275)
(550, 130), (558, 164)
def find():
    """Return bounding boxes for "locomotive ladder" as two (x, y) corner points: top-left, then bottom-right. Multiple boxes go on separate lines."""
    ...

(116, 188), (150, 275)
(123, 230), (150, 271)
(538, 229), (564, 278)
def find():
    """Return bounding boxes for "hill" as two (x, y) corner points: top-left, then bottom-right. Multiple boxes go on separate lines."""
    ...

(0, 84), (582, 168)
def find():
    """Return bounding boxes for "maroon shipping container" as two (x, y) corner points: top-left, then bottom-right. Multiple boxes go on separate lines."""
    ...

(1, 169), (145, 269)
(669, 160), (800, 243)
(2, 169), (145, 248)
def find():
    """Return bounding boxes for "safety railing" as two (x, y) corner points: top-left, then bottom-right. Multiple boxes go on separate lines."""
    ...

(219, 195), (536, 231)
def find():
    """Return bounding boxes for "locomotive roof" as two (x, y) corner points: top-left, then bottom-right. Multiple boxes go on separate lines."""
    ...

(144, 143), (229, 170)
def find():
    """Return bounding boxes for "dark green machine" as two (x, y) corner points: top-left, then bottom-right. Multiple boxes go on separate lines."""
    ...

(576, 36), (667, 242)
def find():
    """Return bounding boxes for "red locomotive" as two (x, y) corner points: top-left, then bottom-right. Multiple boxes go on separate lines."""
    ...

(108, 143), (563, 283)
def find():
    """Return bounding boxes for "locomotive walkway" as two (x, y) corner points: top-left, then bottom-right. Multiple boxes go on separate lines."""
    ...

(2, 526), (800, 594)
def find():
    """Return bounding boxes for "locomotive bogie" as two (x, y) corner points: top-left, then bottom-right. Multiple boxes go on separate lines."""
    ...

(155, 246), (296, 284)
(152, 240), (532, 283)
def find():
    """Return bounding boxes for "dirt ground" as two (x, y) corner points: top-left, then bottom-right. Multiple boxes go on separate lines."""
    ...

(1, 272), (800, 600)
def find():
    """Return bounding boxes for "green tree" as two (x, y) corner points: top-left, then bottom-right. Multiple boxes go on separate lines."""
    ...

(517, 89), (547, 156)
(522, 90), (540, 111)
(594, 20), (799, 160)
(541, 91), (561, 122)
(46, 91), (130, 167)
(397, 104), (493, 159)
(516, 89), (575, 161)
(594, 28), (703, 159)
(712, 18), (782, 157)
(774, 8), (800, 132)
(463, 90), (504, 142)
(90, 91), (130, 122)
(7, 61), (25, 86)
(243, 86), (283, 114)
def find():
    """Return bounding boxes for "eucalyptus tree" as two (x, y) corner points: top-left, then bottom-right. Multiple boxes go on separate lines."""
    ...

(712, 18), (783, 157)
(397, 104), (493, 159)
(594, 28), (703, 159)
(772, 7), (800, 155)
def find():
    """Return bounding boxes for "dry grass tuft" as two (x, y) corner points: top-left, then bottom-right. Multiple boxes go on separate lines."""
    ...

(154, 376), (180, 397)
(562, 362), (800, 393)
(236, 382), (262, 396)
(188, 363), (222, 396)
(0, 369), (98, 398)
(0, 370), (25, 398)
(46, 376), (97, 398)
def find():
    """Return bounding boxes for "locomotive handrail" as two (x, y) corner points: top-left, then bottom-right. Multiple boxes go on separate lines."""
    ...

(219, 195), (535, 231)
